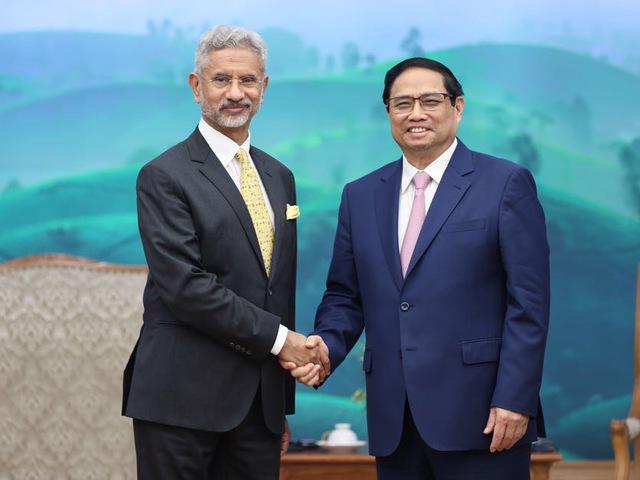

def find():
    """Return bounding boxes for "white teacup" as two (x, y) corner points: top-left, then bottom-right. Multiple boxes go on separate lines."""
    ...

(325, 423), (358, 445)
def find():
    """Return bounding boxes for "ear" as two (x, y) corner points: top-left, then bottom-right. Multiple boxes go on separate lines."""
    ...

(455, 96), (465, 120)
(261, 74), (269, 93)
(188, 72), (201, 104)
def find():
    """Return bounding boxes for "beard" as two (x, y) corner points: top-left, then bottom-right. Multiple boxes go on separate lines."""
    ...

(200, 93), (263, 129)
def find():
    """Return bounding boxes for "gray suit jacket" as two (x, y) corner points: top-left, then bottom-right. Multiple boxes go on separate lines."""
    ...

(122, 127), (297, 435)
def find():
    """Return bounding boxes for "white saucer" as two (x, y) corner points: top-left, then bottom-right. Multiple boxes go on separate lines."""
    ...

(317, 440), (367, 454)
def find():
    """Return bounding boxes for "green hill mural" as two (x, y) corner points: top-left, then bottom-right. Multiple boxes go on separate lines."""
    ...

(1, 37), (639, 458)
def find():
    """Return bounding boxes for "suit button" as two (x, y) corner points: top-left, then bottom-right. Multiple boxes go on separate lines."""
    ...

(235, 344), (241, 351)
(400, 302), (410, 312)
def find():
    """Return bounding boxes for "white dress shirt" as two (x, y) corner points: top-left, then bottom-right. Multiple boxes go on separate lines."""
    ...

(198, 118), (288, 355)
(398, 138), (458, 251)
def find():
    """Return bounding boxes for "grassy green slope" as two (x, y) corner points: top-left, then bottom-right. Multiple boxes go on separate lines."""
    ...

(3, 43), (637, 190)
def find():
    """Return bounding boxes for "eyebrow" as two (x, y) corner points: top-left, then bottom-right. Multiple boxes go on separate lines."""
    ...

(392, 91), (446, 97)
(209, 71), (260, 78)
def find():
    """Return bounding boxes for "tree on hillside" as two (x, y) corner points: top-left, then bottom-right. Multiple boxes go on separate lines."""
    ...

(530, 110), (555, 134)
(364, 54), (376, 74)
(567, 95), (592, 142)
(619, 137), (640, 214)
(159, 18), (173, 38)
(173, 26), (185, 43)
(325, 55), (336, 74)
(400, 27), (425, 57)
(260, 28), (321, 76)
(146, 18), (173, 38)
(47, 227), (85, 252)
(509, 133), (541, 175)
(309, 47), (321, 72)
(342, 42), (361, 70)
(2, 179), (21, 194)
(145, 20), (158, 37)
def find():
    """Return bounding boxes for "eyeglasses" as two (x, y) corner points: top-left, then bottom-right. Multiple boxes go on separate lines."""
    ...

(386, 92), (456, 114)
(204, 74), (263, 90)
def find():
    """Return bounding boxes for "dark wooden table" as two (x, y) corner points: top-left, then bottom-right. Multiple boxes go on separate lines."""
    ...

(280, 451), (562, 480)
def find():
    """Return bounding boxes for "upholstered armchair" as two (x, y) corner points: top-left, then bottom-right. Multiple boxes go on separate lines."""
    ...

(611, 265), (640, 480)
(0, 255), (146, 479)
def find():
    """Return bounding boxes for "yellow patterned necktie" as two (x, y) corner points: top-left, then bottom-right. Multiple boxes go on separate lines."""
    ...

(236, 148), (274, 276)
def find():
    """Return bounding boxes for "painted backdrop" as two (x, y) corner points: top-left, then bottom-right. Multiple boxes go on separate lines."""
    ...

(1, 0), (639, 459)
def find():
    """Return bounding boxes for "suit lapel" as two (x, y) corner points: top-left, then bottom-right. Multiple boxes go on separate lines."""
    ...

(186, 129), (266, 276)
(374, 160), (403, 291)
(251, 146), (287, 281)
(404, 141), (474, 279)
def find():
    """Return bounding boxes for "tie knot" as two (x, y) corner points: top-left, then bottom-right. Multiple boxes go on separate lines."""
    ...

(412, 171), (431, 190)
(235, 148), (249, 166)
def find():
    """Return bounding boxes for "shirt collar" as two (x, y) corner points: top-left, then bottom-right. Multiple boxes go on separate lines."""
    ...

(400, 138), (458, 194)
(198, 117), (251, 168)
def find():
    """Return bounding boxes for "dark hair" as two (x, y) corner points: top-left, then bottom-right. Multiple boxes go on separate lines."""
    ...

(382, 57), (464, 108)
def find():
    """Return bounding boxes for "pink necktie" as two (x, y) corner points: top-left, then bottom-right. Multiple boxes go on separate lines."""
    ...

(400, 171), (431, 277)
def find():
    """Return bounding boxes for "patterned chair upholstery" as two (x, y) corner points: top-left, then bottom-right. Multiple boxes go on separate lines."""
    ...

(0, 255), (146, 479)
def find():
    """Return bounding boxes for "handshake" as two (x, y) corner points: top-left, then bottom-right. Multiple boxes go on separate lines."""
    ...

(277, 331), (331, 387)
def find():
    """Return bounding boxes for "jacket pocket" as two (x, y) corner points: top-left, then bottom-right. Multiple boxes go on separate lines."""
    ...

(442, 219), (486, 232)
(461, 337), (502, 364)
(363, 350), (372, 373)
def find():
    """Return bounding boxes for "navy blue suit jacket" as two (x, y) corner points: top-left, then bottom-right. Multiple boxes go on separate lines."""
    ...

(313, 140), (550, 456)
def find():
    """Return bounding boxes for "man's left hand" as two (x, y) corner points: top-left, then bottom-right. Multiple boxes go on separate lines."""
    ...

(483, 407), (529, 453)
(281, 419), (291, 457)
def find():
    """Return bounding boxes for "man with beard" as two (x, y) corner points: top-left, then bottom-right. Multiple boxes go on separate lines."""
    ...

(122, 25), (329, 480)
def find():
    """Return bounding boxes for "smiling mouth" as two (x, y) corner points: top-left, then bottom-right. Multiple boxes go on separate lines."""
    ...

(223, 105), (248, 112)
(407, 127), (429, 133)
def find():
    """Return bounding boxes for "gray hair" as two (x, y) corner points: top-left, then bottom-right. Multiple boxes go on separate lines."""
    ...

(194, 25), (267, 73)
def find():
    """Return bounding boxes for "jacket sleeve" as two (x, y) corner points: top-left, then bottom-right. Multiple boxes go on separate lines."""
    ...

(136, 162), (280, 361)
(491, 167), (550, 417)
(313, 184), (365, 375)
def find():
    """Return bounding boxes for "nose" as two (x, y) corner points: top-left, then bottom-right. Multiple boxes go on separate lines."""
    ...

(226, 78), (244, 102)
(408, 98), (427, 121)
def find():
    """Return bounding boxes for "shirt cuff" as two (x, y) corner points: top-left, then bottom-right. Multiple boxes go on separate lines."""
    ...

(270, 324), (289, 355)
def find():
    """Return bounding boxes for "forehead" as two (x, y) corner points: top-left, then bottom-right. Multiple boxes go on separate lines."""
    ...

(204, 47), (263, 73)
(390, 67), (446, 96)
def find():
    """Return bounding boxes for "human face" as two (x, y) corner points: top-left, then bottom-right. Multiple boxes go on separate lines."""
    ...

(387, 67), (463, 163)
(188, 47), (268, 138)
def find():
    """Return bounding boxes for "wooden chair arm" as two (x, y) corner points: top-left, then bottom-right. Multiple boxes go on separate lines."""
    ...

(612, 419), (631, 480)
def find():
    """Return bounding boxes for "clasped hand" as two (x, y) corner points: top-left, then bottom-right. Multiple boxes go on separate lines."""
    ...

(278, 332), (330, 386)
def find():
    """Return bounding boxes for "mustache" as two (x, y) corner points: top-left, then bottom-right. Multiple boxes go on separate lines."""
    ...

(219, 99), (252, 109)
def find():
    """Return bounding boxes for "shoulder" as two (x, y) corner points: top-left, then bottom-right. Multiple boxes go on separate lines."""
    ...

(139, 138), (190, 177)
(344, 159), (401, 193)
(468, 148), (537, 194)
(470, 149), (524, 178)
(473, 155), (539, 210)
(136, 137), (193, 193)
(251, 146), (293, 178)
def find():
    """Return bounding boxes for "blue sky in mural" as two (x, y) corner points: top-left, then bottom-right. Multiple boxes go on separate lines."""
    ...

(3, 0), (640, 70)
(1, 0), (639, 460)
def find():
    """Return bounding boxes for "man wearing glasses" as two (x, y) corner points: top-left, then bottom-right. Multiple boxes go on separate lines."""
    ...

(122, 25), (328, 479)
(284, 58), (550, 479)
